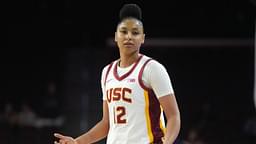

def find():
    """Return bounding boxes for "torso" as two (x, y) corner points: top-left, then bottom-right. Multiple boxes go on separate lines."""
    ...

(104, 55), (165, 144)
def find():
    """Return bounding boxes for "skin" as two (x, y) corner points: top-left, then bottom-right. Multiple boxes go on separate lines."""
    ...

(54, 17), (180, 144)
(115, 18), (145, 68)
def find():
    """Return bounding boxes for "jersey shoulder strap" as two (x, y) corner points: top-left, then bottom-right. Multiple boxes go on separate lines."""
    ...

(138, 58), (153, 90)
(104, 61), (114, 86)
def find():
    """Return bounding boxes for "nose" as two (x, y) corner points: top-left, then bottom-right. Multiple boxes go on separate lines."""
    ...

(126, 32), (132, 40)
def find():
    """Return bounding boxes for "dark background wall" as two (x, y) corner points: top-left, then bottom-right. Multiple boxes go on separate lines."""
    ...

(5, 0), (256, 144)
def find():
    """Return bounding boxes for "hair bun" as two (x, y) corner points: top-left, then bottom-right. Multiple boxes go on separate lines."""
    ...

(119, 4), (142, 21)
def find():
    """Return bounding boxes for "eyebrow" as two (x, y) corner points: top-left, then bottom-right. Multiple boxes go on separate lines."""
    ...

(119, 27), (140, 31)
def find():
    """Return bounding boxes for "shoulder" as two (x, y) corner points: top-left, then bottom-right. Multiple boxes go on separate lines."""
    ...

(140, 55), (168, 75)
(144, 58), (167, 71)
(101, 60), (116, 75)
(142, 55), (164, 66)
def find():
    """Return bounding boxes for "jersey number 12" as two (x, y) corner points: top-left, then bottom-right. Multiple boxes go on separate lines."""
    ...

(113, 106), (126, 124)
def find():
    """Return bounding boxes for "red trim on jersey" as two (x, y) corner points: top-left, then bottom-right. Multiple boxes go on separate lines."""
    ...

(148, 89), (165, 143)
(140, 59), (164, 142)
(138, 59), (153, 90)
(104, 62), (114, 86)
(113, 55), (143, 81)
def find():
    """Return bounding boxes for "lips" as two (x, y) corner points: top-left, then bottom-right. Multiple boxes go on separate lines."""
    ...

(123, 42), (134, 46)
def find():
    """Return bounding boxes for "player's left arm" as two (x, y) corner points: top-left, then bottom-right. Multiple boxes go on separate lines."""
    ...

(159, 93), (180, 144)
(146, 60), (180, 143)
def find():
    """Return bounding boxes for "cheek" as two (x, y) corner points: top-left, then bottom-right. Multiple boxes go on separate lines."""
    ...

(116, 34), (124, 41)
(136, 38), (144, 44)
(116, 39), (123, 47)
(116, 37), (124, 44)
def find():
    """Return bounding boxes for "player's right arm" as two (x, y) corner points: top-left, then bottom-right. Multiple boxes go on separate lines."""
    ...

(54, 100), (109, 144)
(54, 65), (110, 144)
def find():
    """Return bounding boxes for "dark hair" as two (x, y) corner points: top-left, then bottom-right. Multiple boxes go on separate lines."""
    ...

(119, 3), (142, 22)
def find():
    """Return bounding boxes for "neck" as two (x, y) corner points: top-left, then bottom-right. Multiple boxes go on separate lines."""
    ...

(119, 52), (140, 68)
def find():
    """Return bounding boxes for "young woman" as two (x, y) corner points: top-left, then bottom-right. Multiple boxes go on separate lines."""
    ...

(54, 3), (180, 144)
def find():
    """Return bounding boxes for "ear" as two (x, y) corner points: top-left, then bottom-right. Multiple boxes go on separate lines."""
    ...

(114, 32), (117, 42)
(141, 34), (145, 44)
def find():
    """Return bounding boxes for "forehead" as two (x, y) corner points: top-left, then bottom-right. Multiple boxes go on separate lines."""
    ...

(117, 18), (143, 30)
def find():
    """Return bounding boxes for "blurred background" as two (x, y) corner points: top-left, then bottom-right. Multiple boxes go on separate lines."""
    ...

(5, 0), (256, 144)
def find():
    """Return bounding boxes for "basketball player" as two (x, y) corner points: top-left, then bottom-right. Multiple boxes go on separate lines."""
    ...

(54, 3), (180, 144)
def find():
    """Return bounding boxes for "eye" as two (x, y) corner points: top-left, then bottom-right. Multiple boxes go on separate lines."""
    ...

(119, 30), (127, 34)
(132, 31), (140, 35)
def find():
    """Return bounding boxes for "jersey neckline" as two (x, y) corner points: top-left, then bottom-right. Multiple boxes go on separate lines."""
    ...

(114, 55), (143, 81)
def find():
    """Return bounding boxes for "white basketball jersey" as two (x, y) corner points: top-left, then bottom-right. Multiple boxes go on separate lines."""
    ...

(104, 55), (165, 144)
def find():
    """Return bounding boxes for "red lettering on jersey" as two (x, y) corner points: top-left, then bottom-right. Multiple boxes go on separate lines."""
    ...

(106, 87), (132, 103)
(122, 88), (132, 103)
(113, 88), (122, 101)
(116, 106), (126, 124)
(107, 88), (113, 103)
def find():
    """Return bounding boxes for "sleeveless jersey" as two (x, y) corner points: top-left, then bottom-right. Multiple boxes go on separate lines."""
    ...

(104, 55), (165, 144)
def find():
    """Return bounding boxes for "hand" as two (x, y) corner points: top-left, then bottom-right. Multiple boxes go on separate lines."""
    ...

(54, 133), (78, 144)
(162, 137), (173, 144)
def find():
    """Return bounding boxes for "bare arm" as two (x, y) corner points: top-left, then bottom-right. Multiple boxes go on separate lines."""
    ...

(159, 94), (180, 144)
(54, 101), (109, 144)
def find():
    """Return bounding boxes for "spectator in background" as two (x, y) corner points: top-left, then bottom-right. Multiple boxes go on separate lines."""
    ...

(3, 101), (64, 128)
